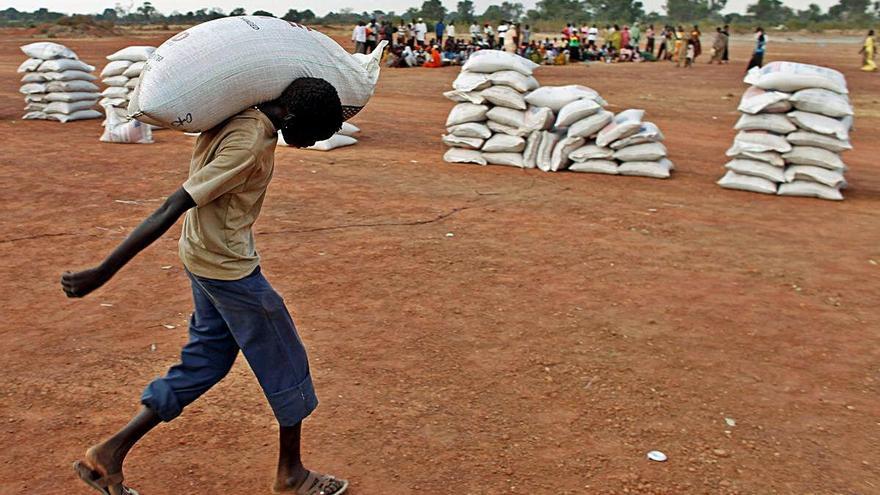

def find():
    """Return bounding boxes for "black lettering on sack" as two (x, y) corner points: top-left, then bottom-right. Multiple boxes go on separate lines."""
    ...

(171, 32), (189, 42)
(172, 113), (193, 127)
(240, 17), (260, 30)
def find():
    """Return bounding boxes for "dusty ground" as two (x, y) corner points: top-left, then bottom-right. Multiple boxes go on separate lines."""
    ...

(0, 30), (878, 495)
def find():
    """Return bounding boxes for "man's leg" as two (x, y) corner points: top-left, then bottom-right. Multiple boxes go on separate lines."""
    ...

(77, 274), (239, 490)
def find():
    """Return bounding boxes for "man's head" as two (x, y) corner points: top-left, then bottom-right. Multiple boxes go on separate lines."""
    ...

(272, 77), (342, 148)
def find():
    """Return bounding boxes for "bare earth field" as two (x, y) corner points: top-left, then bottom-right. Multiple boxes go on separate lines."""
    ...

(0, 30), (878, 495)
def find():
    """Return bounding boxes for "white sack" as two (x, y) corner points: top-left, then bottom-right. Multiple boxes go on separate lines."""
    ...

(41, 70), (97, 81)
(613, 142), (667, 162)
(100, 60), (133, 77)
(567, 110), (613, 139)
(487, 120), (529, 137)
(100, 97), (128, 108)
(21, 42), (78, 60)
(745, 61), (848, 94)
(488, 70), (539, 92)
(549, 136), (585, 171)
(38, 59), (94, 73)
(125, 77), (140, 89)
(788, 111), (849, 141)
(786, 131), (852, 152)
(737, 86), (790, 115)
(447, 122), (492, 139)
(524, 85), (605, 112)
(452, 72), (491, 92)
(107, 46), (156, 62)
(789, 88), (853, 117)
(24, 102), (46, 111)
(103, 75), (130, 87)
(554, 99), (602, 128)
(100, 102), (154, 144)
(19, 83), (46, 94)
(47, 109), (103, 122)
(617, 159), (673, 179)
(763, 100), (793, 113)
(784, 165), (846, 188)
(733, 131), (792, 153)
(23, 111), (49, 120)
(102, 86), (130, 99)
(444, 148), (487, 165)
(122, 61), (146, 78)
(480, 86), (527, 110)
(724, 159), (786, 183)
(725, 146), (785, 167)
(24, 93), (47, 102)
(45, 92), (100, 103)
(486, 107), (526, 128)
(522, 106), (555, 133)
(734, 113), (796, 134)
(569, 144), (614, 161)
(609, 122), (665, 149)
(782, 146), (847, 171)
(130, 17), (386, 132)
(569, 160), (619, 174)
(17, 58), (43, 73)
(717, 170), (778, 194)
(595, 109), (645, 147)
(462, 49), (538, 75)
(446, 103), (489, 126)
(304, 133), (358, 150)
(483, 152), (525, 167)
(443, 90), (486, 104)
(20, 72), (48, 83)
(482, 134), (525, 153)
(443, 134), (484, 149)
(46, 80), (100, 93)
(522, 131), (541, 169)
(536, 131), (562, 172)
(777, 180), (843, 200)
(44, 100), (96, 115)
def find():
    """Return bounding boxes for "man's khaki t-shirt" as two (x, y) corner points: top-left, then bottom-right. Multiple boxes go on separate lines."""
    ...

(179, 108), (277, 280)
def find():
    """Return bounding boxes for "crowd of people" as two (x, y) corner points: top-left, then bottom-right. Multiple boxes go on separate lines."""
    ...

(354, 18), (783, 72)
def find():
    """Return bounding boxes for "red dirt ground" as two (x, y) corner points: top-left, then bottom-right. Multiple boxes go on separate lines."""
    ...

(0, 30), (878, 495)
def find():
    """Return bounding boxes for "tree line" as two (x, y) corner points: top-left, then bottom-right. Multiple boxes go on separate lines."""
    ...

(2, 0), (878, 29)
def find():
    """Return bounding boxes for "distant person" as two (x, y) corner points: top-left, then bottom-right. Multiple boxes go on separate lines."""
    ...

(470, 22), (480, 43)
(435, 19), (446, 45)
(423, 45), (443, 67)
(674, 25), (686, 67)
(568, 32), (581, 61)
(484, 23), (495, 48)
(365, 19), (378, 53)
(631, 22), (641, 51)
(610, 24), (622, 51)
(504, 22), (518, 52)
(621, 25), (631, 49)
(396, 21), (407, 45)
(709, 27), (728, 64)
(645, 24), (655, 54)
(747, 27), (766, 71)
(522, 24), (531, 45)
(691, 25), (702, 61)
(415, 18), (428, 47)
(352, 20), (367, 54)
(721, 24), (730, 63)
(861, 29), (877, 71)
(587, 24), (598, 49)
(656, 26), (669, 60)
(447, 21), (456, 41)
(685, 39), (695, 67)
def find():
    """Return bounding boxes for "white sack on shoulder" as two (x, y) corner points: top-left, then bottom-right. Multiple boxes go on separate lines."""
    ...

(446, 103), (489, 126)
(444, 148), (487, 165)
(718, 170), (778, 194)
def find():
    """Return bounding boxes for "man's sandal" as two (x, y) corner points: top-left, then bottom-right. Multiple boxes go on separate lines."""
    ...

(296, 471), (349, 495)
(73, 460), (140, 495)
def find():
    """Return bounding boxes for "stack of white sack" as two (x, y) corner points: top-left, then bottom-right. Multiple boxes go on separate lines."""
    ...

(18, 42), (102, 123)
(568, 108), (674, 178)
(718, 61), (853, 201)
(278, 121), (361, 150)
(442, 50), (541, 168)
(99, 46), (155, 129)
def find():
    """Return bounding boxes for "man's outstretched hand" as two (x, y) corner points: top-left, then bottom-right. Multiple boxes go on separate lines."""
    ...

(61, 266), (111, 298)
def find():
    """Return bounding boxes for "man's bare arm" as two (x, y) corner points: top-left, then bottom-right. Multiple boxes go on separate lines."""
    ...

(61, 187), (197, 298)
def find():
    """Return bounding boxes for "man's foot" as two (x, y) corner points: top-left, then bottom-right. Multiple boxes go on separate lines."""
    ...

(273, 469), (349, 495)
(73, 442), (132, 495)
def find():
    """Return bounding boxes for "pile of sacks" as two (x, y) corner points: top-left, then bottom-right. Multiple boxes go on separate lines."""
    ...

(442, 50), (673, 178)
(718, 61), (853, 201)
(98, 46), (156, 144)
(278, 122), (362, 150)
(17, 42), (102, 122)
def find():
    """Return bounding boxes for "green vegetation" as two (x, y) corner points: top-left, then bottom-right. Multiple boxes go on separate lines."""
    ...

(1, 0), (877, 31)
